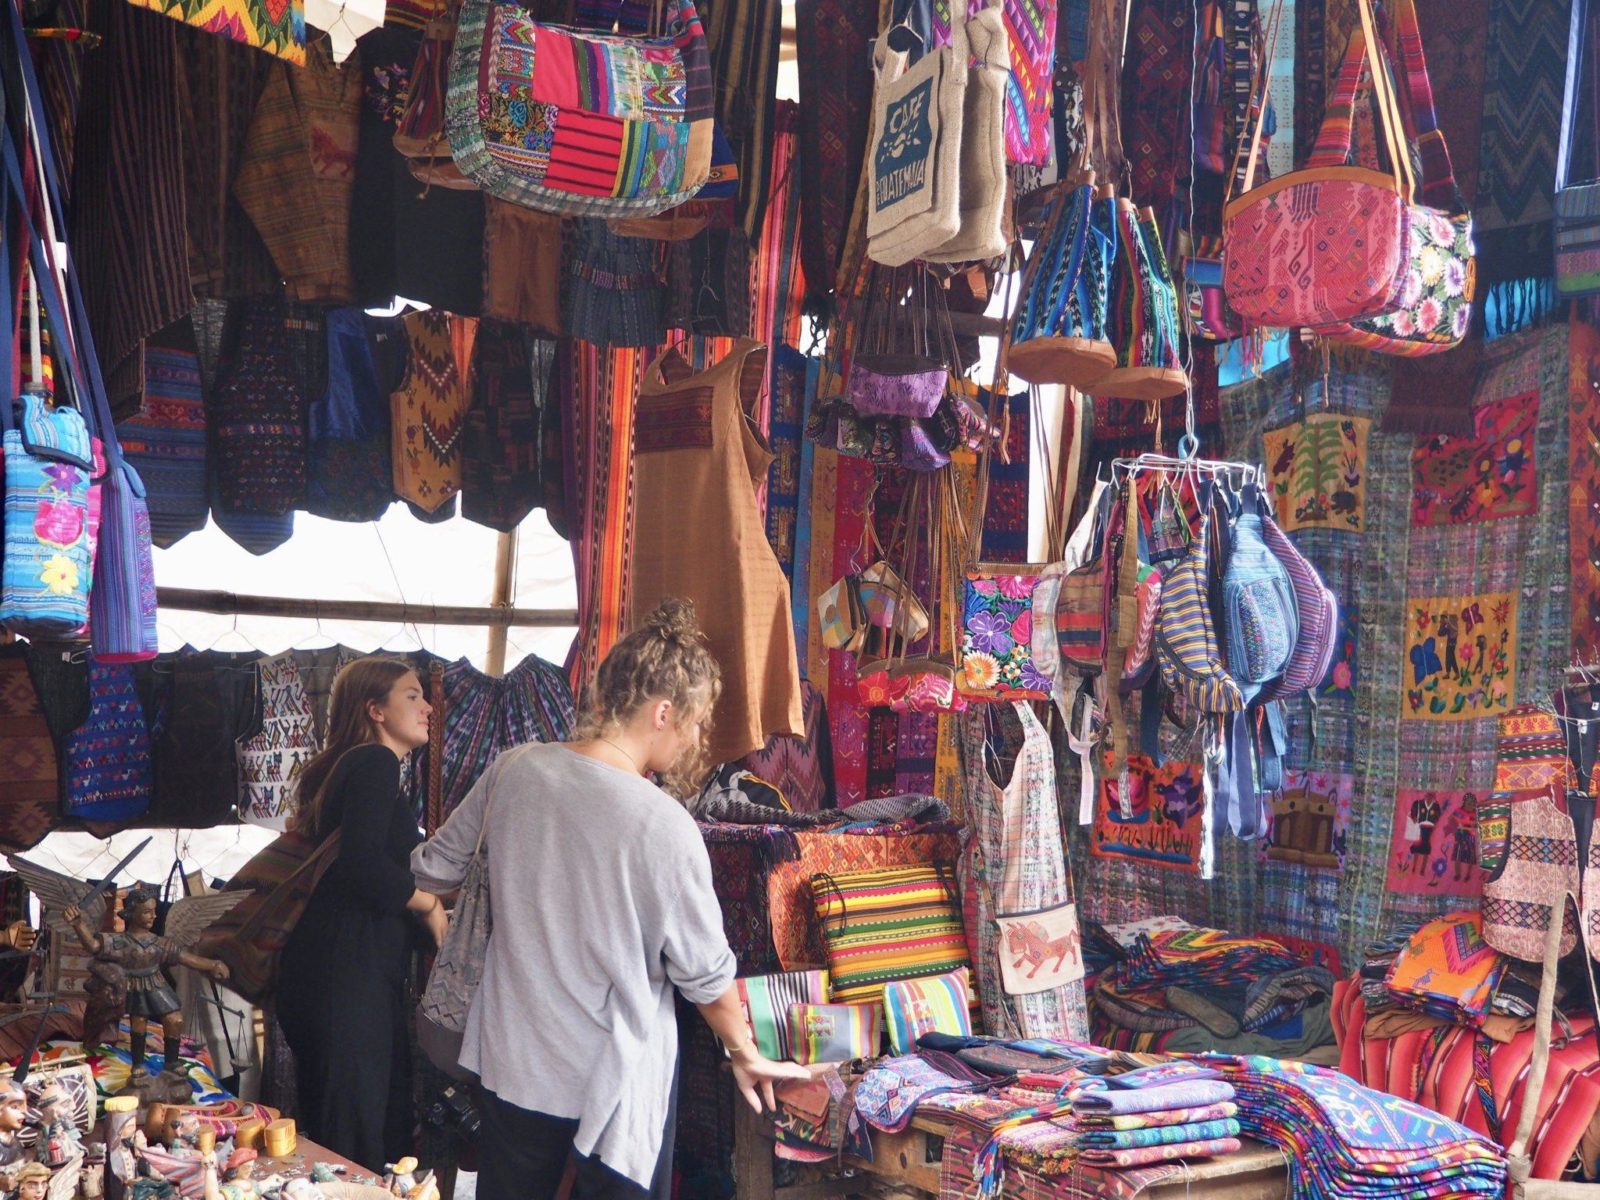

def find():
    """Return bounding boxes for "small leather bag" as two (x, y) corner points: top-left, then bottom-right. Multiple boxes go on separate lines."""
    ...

(1223, 0), (1412, 328)
(446, 0), (715, 216)
(1556, 0), (1600, 297)
(847, 266), (952, 420)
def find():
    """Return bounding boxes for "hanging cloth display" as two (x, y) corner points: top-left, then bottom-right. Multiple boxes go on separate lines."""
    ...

(390, 309), (478, 514)
(231, 40), (362, 304)
(461, 322), (549, 534)
(117, 328), (210, 549)
(210, 301), (308, 521)
(0, 646), (58, 851)
(235, 654), (319, 831)
(959, 703), (1089, 1041)
(307, 309), (399, 524)
(630, 338), (805, 765)
(64, 659), (154, 822)
(1555, 0), (1600, 297)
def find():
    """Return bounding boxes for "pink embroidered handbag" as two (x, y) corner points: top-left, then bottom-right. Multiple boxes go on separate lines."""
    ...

(1222, 0), (1412, 329)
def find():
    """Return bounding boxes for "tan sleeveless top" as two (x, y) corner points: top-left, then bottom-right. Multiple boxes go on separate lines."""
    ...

(631, 339), (804, 765)
(1482, 792), (1580, 961)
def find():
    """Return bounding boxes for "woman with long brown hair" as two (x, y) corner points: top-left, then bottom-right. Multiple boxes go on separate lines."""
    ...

(275, 657), (445, 1171)
(412, 599), (804, 1200)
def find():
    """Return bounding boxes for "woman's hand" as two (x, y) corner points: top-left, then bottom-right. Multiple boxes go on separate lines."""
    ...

(421, 899), (449, 949)
(728, 1044), (810, 1113)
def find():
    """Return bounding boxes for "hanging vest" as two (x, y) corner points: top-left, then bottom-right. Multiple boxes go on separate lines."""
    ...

(235, 654), (318, 831)
(1482, 792), (1580, 961)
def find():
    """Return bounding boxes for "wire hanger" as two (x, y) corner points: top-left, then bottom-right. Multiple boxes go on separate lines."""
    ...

(295, 606), (338, 651)
(201, 612), (261, 655)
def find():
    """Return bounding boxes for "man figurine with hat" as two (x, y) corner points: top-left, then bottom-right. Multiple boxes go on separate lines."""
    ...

(14, 1161), (50, 1200)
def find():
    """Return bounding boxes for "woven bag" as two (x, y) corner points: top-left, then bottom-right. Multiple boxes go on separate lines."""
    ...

(446, 0), (715, 216)
(1223, 0), (1411, 328)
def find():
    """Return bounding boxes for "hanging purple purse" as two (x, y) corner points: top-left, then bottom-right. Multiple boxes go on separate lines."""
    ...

(846, 263), (954, 421)
(7, 27), (157, 661)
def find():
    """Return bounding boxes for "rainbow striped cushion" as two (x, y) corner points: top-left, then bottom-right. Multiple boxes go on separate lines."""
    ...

(810, 864), (970, 1005)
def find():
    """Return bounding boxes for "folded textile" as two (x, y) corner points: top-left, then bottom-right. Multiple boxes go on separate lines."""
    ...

(960, 1044), (1084, 1076)
(1070, 1079), (1236, 1114)
(692, 787), (846, 826)
(1078, 1136), (1242, 1167)
(1105, 1060), (1223, 1088)
(1079, 1116), (1242, 1150)
(842, 792), (952, 824)
(1076, 1100), (1238, 1130)
(854, 1054), (986, 1133)
(1384, 911), (1506, 1026)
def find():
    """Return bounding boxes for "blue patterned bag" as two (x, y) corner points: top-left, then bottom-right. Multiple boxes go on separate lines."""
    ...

(1, 390), (94, 637)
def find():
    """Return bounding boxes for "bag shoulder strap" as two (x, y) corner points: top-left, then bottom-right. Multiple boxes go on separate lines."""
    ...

(1558, 0), (1592, 191)
(1388, 0), (1460, 209)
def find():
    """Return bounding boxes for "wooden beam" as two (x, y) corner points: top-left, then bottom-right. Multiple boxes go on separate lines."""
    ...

(484, 530), (517, 678)
(155, 587), (577, 628)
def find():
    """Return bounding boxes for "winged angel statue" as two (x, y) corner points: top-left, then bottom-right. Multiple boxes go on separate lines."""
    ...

(6, 856), (244, 1077)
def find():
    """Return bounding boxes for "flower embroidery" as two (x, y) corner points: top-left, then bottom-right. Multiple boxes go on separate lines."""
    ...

(963, 651), (1000, 691)
(38, 554), (78, 597)
(966, 610), (1015, 656)
(995, 574), (1038, 601)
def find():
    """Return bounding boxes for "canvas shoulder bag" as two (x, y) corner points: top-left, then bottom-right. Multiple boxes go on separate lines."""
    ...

(921, 2), (1009, 265)
(866, 4), (970, 266)
(417, 776), (497, 1078)
(1223, 0), (1412, 328)
(1155, 489), (1245, 715)
(446, 0), (715, 216)
(1556, 0), (1600, 296)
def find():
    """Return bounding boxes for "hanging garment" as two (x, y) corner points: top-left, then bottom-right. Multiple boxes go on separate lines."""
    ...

(631, 339), (805, 766)
(481, 201), (563, 334)
(461, 323), (548, 533)
(399, 653), (576, 823)
(1482, 791), (1581, 961)
(235, 653), (319, 831)
(209, 301), (308, 520)
(136, 648), (259, 827)
(175, 29), (280, 301)
(350, 26), (485, 315)
(70, 0), (193, 409)
(665, 227), (751, 338)
(308, 309), (399, 523)
(0, 647), (59, 851)
(562, 220), (666, 349)
(232, 40), (362, 303)
(959, 703), (1089, 1041)
(390, 310), (478, 514)
(63, 659), (153, 822)
(117, 332), (209, 548)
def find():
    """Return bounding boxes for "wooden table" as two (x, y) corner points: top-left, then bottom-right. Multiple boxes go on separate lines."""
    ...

(734, 1092), (1291, 1200)
(255, 1136), (389, 1191)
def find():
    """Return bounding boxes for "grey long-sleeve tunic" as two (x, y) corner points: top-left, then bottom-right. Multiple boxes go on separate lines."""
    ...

(411, 742), (736, 1187)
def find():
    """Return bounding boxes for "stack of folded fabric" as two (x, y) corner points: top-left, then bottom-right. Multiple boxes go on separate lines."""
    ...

(1383, 911), (1505, 1026)
(1067, 1064), (1242, 1168)
(1212, 1056), (1506, 1199)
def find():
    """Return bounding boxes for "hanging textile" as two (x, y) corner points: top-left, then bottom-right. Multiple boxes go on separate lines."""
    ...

(960, 704), (1089, 1041)
(208, 301), (307, 525)
(308, 309), (400, 524)
(1474, 0), (1573, 297)
(400, 654), (575, 823)
(350, 25), (486, 315)
(665, 228), (751, 340)
(117, 327), (209, 549)
(135, 649), (256, 828)
(0, 647), (58, 852)
(699, 0), (783, 238)
(764, 346), (811, 581)
(563, 220), (666, 349)
(232, 41), (362, 305)
(70, 0), (193, 411)
(175, 29), (279, 301)
(752, 102), (807, 365)
(795, 0), (880, 305)
(235, 653), (318, 832)
(630, 340), (806, 765)
(1571, 323), (1600, 664)
(482, 201), (563, 335)
(461, 322), (550, 533)
(63, 660), (153, 823)
(564, 344), (640, 693)
(738, 680), (835, 812)
(128, 0), (304, 63)
(390, 309), (478, 514)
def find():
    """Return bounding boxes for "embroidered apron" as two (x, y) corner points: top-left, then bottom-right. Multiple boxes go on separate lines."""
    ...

(959, 704), (1089, 1040)
(235, 653), (318, 831)
(390, 309), (477, 513)
(1482, 791), (1581, 961)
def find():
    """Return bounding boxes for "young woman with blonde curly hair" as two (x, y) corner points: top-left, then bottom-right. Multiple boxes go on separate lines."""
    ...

(412, 598), (803, 1200)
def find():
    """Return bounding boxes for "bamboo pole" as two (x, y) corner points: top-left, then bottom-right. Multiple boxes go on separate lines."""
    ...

(155, 586), (576, 628)
(484, 530), (517, 677)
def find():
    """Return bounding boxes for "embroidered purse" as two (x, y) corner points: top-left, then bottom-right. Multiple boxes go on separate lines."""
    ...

(737, 970), (831, 1060)
(1223, 0), (1412, 328)
(787, 1002), (882, 1064)
(1313, 0), (1475, 355)
(995, 902), (1085, 995)
(1556, 0), (1600, 296)
(446, 0), (715, 217)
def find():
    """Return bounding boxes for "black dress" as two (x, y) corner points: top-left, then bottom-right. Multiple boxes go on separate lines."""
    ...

(276, 744), (421, 1171)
